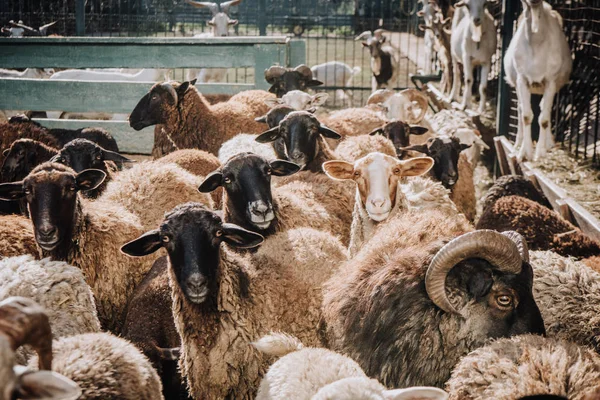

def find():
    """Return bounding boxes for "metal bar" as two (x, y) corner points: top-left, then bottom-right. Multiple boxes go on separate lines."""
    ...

(258, 0), (267, 36)
(496, 0), (519, 137)
(76, 0), (85, 36)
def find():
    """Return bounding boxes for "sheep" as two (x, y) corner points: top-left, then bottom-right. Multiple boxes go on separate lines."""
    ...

(480, 174), (552, 213)
(504, 0), (572, 161)
(366, 119), (430, 158)
(264, 90), (329, 111)
(0, 162), (156, 333)
(0, 255), (100, 364)
(322, 209), (546, 388)
(255, 110), (342, 172)
(122, 256), (187, 400)
(129, 80), (273, 158)
(255, 104), (297, 128)
(401, 136), (476, 221)
(0, 297), (81, 400)
(310, 61), (361, 107)
(0, 214), (38, 257)
(264, 64), (323, 97)
(51, 139), (133, 199)
(1, 139), (58, 184)
(0, 119), (59, 167)
(121, 203), (347, 399)
(448, 0), (497, 113)
(320, 106), (388, 144)
(184, 0), (241, 83)
(366, 88), (429, 125)
(476, 196), (600, 259)
(100, 161), (214, 231)
(334, 134), (397, 162)
(200, 152), (351, 244)
(323, 153), (440, 255)
(361, 34), (398, 91)
(155, 148), (222, 207)
(253, 332), (449, 400)
(446, 335), (600, 400)
(529, 250), (600, 354)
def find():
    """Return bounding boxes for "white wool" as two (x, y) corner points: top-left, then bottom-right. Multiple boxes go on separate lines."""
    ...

(218, 133), (278, 164)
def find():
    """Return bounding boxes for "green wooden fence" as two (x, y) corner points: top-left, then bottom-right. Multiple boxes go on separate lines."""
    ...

(0, 37), (306, 154)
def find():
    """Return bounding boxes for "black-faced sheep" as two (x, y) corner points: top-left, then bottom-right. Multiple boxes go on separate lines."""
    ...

(367, 119), (430, 158)
(122, 203), (347, 399)
(446, 335), (600, 400)
(1, 139), (58, 183)
(476, 196), (600, 259)
(0, 162), (156, 333)
(51, 138), (132, 199)
(322, 209), (546, 388)
(264, 64), (323, 97)
(129, 80), (273, 158)
(0, 119), (59, 167)
(481, 175), (552, 212)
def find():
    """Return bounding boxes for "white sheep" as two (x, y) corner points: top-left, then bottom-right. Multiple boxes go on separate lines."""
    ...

(449, 0), (497, 113)
(504, 0), (572, 161)
(367, 88), (429, 125)
(253, 332), (449, 400)
(264, 90), (329, 111)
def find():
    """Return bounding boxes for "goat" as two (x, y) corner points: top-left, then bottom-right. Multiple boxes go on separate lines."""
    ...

(417, 0), (437, 74)
(419, 7), (454, 94)
(361, 34), (398, 91)
(504, 0), (572, 161)
(449, 0), (497, 114)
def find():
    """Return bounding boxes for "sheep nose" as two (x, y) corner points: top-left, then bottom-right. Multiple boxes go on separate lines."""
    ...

(187, 274), (206, 290)
(370, 198), (386, 208)
(38, 224), (57, 238)
(290, 151), (304, 161)
(252, 203), (270, 217)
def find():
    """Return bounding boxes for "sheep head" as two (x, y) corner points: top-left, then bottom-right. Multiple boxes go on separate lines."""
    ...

(129, 80), (196, 130)
(368, 120), (429, 158)
(1, 139), (56, 183)
(401, 135), (470, 188)
(323, 153), (433, 222)
(51, 139), (132, 175)
(199, 153), (300, 232)
(264, 90), (328, 111)
(255, 111), (341, 170)
(255, 105), (296, 128)
(264, 65), (323, 98)
(122, 203), (264, 305)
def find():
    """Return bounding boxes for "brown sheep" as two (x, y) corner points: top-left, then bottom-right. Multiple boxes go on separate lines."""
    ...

(321, 106), (388, 144)
(480, 175), (552, 212)
(129, 80), (274, 158)
(0, 119), (58, 166)
(0, 214), (38, 258)
(476, 195), (600, 259)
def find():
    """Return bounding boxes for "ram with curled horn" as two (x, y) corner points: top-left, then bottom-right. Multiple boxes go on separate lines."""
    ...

(322, 209), (546, 388)
(264, 64), (323, 98)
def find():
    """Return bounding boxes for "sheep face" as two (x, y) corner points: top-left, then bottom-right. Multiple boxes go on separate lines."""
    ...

(255, 105), (296, 129)
(255, 111), (341, 170)
(121, 203), (263, 304)
(368, 121), (429, 158)
(264, 91), (329, 111)
(129, 81), (193, 130)
(402, 136), (470, 188)
(199, 153), (300, 232)
(51, 139), (131, 174)
(1, 139), (40, 183)
(0, 163), (105, 254)
(323, 153), (433, 222)
(264, 65), (323, 98)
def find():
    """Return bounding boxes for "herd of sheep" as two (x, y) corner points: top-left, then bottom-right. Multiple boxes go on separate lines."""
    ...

(1, 0), (599, 399)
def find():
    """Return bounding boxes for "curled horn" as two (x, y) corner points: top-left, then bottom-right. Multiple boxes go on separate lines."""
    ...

(265, 66), (287, 84)
(293, 64), (313, 80)
(0, 297), (53, 371)
(221, 0), (242, 14)
(160, 82), (178, 105)
(185, 0), (219, 16)
(399, 89), (429, 124)
(367, 88), (395, 106)
(425, 230), (525, 314)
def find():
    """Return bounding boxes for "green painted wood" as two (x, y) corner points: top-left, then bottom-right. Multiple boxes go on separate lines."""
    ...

(289, 40), (306, 68)
(254, 44), (285, 91)
(0, 37), (289, 44)
(0, 79), (254, 113)
(34, 119), (154, 154)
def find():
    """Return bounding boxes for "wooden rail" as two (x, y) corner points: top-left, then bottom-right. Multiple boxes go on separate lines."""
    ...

(0, 37), (306, 154)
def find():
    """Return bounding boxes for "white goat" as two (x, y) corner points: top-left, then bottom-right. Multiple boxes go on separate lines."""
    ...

(417, 0), (437, 74)
(504, 0), (572, 161)
(185, 0), (241, 83)
(264, 90), (329, 111)
(449, 0), (497, 114)
(310, 61), (361, 107)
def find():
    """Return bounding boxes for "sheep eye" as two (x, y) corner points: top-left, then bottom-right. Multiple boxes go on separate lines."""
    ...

(353, 171), (361, 177)
(224, 177), (232, 184)
(266, 168), (272, 175)
(95, 155), (102, 161)
(24, 188), (31, 195)
(69, 185), (76, 191)
(496, 295), (512, 308)
(56, 157), (64, 163)
(162, 235), (170, 243)
(393, 168), (401, 174)
(151, 94), (159, 101)
(215, 230), (223, 237)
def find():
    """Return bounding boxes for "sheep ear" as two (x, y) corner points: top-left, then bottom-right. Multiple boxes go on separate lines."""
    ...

(14, 367), (81, 400)
(318, 125), (342, 140)
(75, 169), (106, 192)
(268, 85), (279, 94)
(270, 160), (301, 177)
(121, 229), (162, 257)
(409, 125), (429, 136)
(198, 171), (223, 193)
(309, 93), (329, 108)
(399, 156), (434, 177)
(322, 161), (354, 181)
(368, 127), (384, 136)
(2, 149), (9, 157)
(255, 114), (268, 124)
(228, 19), (238, 26)
(384, 386), (448, 400)
(177, 81), (191, 97)
(255, 126), (281, 143)
(102, 150), (134, 164)
(400, 144), (429, 155)
(264, 98), (284, 108)
(307, 79), (323, 87)
(0, 181), (25, 200)
(190, 79), (197, 86)
(220, 223), (264, 249)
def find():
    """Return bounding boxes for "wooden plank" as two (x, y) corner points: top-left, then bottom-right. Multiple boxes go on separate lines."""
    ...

(522, 163), (568, 213)
(0, 79), (254, 113)
(0, 37), (290, 45)
(564, 198), (600, 242)
(34, 119), (154, 154)
(494, 136), (510, 176)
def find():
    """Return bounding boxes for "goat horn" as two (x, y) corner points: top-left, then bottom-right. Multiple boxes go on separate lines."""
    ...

(221, 0), (241, 13)
(0, 297), (53, 371)
(367, 89), (395, 106)
(293, 64), (313, 79)
(399, 89), (429, 124)
(265, 66), (287, 84)
(425, 230), (524, 314)
(160, 82), (178, 105)
(185, 0), (219, 16)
